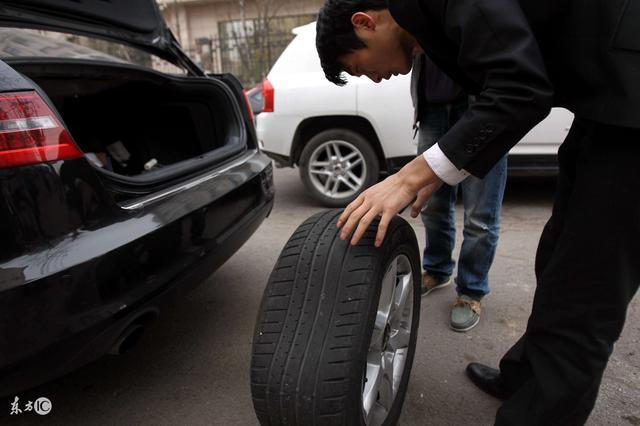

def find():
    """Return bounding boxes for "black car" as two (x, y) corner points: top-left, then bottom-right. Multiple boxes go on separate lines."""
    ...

(0, 1), (274, 396)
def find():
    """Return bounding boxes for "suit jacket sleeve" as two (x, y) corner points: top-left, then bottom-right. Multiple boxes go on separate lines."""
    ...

(433, 0), (554, 177)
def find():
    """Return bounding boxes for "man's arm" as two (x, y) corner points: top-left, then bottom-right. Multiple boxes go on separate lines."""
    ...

(426, 0), (554, 180)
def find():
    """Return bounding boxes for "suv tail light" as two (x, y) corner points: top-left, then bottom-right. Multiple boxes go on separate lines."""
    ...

(0, 91), (82, 169)
(262, 78), (274, 113)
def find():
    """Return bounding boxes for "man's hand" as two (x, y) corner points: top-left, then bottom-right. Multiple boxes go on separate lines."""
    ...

(337, 155), (441, 247)
(410, 181), (443, 217)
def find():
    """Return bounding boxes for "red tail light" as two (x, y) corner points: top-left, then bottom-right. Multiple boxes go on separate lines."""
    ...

(262, 78), (274, 113)
(0, 91), (82, 169)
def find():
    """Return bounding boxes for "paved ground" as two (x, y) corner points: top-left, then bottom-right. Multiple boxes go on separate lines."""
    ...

(2, 168), (639, 425)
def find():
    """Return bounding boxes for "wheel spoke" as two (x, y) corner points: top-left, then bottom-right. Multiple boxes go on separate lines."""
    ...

(310, 160), (330, 168)
(330, 176), (341, 195)
(323, 176), (334, 192)
(383, 259), (398, 305)
(363, 353), (382, 420)
(310, 169), (332, 176)
(347, 158), (363, 170)
(390, 275), (411, 325)
(379, 259), (398, 322)
(343, 151), (359, 162)
(324, 145), (333, 160)
(330, 142), (342, 159)
(391, 348), (407, 395)
(369, 313), (386, 352)
(378, 351), (395, 411)
(339, 176), (359, 191)
(376, 259), (398, 329)
(345, 171), (363, 187)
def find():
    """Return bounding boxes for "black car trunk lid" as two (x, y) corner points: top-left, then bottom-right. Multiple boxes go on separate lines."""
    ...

(0, 0), (199, 73)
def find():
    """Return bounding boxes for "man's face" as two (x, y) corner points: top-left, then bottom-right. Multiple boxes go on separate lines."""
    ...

(340, 11), (415, 83)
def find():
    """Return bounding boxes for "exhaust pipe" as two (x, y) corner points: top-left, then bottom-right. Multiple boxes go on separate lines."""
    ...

(109, 311), (158, 355)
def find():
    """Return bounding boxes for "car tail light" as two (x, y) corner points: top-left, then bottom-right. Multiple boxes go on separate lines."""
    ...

(243, 90), (255, 122)
(0, 91), (82, 169)
(262, 78), (274, 113)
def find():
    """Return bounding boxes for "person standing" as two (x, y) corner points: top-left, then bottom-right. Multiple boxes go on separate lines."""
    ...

(413, 55), (508, 332)
(316, 0), (640, 424)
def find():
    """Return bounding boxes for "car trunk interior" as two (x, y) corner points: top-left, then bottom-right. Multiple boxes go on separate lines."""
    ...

(8, 60), (245, 184)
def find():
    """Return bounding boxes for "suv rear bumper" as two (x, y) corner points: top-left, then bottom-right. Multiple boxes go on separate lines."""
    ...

(262, 150), (292, 168)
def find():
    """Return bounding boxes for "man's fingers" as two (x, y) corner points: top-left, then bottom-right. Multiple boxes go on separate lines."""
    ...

(340, 201), (369, 241)
(375, 212), (393, 247)
(398, 196), (418, 215)
(350, 210), (378, 246)
(337, 195), (364, 228)
(410, 182), (441, 217)
(410, 187), (431, 218)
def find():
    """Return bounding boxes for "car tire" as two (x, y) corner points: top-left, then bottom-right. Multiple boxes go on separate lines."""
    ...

(251, 210), (420, 426)
(299, 129), (380, 207)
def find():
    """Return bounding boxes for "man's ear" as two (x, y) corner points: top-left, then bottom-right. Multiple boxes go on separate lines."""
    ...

(351, 12), (376, 31)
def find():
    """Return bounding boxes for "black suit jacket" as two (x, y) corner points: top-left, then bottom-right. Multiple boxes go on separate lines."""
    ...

(389, 0), (640, 177)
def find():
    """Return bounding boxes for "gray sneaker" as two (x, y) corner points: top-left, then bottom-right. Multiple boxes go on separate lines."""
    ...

(450, 295), (481, 332)
(421, 272), (452, 297)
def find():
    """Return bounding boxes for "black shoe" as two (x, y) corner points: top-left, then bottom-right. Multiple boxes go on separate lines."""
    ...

(466, 363), (510, 400)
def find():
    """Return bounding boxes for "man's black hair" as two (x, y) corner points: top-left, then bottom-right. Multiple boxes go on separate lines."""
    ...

(316, 0), (388, 86)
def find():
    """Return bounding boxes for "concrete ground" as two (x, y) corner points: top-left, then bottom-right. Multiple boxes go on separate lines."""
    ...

(2, 168), (639, 425)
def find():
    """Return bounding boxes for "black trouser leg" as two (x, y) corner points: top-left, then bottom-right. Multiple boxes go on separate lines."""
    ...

(495, 119), (640, 426)
(497, 117), (586, 393)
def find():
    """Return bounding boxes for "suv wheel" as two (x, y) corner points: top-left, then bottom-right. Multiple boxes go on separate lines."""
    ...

(299, 129), (380, 207)
(251, 210), (420, 426)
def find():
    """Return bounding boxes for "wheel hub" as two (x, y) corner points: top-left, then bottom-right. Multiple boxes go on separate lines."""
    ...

(329, 157), (348, 176)
(307, 140), (368, 199)
(362, 255), (414, 426)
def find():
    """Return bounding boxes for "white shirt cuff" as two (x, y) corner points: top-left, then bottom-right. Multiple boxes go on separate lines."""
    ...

(423, 143), (471, 185)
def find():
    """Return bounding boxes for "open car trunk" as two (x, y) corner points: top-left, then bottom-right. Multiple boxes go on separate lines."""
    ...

(7, 60), (246, 187)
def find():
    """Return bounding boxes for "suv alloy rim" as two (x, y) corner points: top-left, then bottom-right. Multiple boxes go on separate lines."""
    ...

(308, 140), (367, 199)
(362, 254), (414, 425)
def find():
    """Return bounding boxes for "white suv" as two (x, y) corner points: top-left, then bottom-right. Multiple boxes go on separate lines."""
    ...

(256, 22), (573, 206)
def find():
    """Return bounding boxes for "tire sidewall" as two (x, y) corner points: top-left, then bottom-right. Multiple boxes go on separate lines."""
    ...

(299, 129), (380, 207)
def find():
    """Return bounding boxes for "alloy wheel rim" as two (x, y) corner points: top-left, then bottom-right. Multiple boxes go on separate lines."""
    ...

(362, 254), (414, 425)
(307, 140), (367, 199)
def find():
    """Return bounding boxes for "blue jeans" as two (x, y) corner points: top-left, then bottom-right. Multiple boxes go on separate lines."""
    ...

(418, 99), (507, 299)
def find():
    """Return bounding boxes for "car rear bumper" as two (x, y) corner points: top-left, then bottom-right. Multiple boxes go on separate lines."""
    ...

(262, 150), (292, 168)
(0, 154), (275, 397)
(255, 112), (299, 159)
